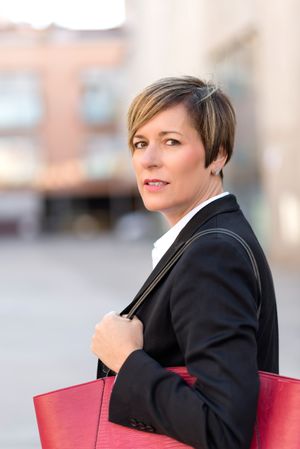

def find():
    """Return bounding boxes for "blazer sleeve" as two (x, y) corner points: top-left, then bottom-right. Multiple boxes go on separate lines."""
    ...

(109, 236), (260, 449)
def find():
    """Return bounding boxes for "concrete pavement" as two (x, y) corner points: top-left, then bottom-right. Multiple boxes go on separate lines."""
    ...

(0, 235), (299, 449)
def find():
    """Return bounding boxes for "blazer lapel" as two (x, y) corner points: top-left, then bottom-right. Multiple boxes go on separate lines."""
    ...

(121, 194), (239, 315)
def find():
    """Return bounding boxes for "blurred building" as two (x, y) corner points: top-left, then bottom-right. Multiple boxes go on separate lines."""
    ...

(0, 22), (139, 235)
(125, 0), (300, 266)
(0, 2), (299, 264)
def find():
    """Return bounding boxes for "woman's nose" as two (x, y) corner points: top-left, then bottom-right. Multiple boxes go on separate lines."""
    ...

(140, 143), (162, 168)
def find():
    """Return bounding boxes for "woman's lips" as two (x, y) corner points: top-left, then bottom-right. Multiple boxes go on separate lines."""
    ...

(143, 179), (169, 191)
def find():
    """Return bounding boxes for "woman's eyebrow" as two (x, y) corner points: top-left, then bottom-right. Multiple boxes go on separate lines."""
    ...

(133, 130), (183, 140)
(159, 130), (183, 136)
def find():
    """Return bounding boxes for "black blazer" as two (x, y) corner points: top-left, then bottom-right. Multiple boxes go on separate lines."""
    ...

(104, 195), (279, 449)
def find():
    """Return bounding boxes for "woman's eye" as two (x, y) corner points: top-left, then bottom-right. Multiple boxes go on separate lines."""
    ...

(165, 139), (180, 146)
(133, 141), (147, 149)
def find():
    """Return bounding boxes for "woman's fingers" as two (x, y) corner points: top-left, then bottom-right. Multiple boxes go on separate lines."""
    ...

(91, 312), (144, 373)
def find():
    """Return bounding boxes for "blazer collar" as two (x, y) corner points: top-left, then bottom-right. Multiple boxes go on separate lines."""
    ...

(122, 194), (239, 315)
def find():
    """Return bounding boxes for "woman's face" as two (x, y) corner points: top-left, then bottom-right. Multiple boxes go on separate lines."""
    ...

(131, 103), (223, 225)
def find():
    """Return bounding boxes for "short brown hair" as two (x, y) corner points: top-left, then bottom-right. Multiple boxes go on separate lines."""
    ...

(128, 76), (236, 171)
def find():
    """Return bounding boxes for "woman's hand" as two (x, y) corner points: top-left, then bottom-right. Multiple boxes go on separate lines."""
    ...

(91, 312), (144, 373)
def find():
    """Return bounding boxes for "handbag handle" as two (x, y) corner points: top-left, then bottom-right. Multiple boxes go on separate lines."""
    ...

(127, 228), (262, 319)
(100, 228), (262, 377)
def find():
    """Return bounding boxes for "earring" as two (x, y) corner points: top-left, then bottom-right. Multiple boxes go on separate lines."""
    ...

(213, 168), (221, 176)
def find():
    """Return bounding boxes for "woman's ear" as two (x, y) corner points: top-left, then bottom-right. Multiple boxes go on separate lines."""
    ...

(211, 147), (227, 176)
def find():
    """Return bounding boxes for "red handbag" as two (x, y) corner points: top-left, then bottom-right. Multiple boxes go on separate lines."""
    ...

(33, 367), (300, 449)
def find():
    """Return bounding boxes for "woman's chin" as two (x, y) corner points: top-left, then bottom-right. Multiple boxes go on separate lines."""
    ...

(143, 202), (163, 213)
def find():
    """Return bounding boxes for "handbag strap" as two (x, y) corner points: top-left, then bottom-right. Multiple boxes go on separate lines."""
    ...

(127, 228), (262, 320)
(100, 228), (262, 377)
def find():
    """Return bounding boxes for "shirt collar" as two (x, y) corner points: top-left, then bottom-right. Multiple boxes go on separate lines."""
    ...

(151, 192), (230, 269)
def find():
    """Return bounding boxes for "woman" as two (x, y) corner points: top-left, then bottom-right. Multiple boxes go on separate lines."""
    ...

(91, 76), (279, 449)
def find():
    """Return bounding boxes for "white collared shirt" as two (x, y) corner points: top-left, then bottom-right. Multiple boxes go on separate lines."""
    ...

(151, 192), (230, 269)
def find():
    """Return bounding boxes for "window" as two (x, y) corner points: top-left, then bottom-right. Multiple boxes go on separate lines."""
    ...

(80, 68), (123, 126)
(83, 134), (128, 179)
(0, 72), (43, 129)
(0, 137), (40, 186)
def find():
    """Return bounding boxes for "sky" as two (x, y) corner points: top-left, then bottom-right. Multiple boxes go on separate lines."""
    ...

(0, 0), (126, 30)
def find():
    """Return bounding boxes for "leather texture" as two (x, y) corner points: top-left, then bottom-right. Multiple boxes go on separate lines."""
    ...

(34, 367), (300, 449)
